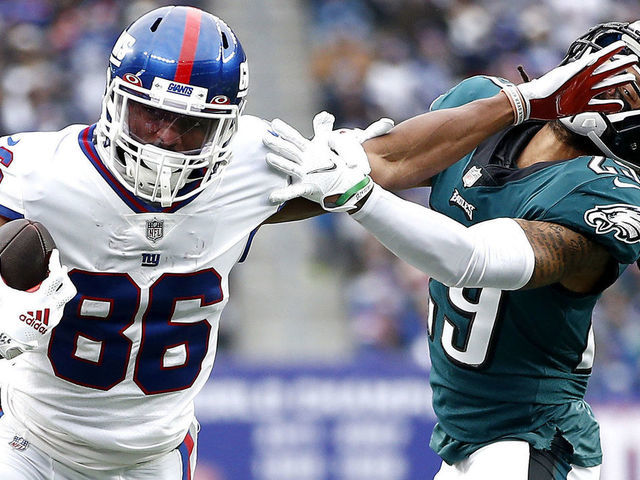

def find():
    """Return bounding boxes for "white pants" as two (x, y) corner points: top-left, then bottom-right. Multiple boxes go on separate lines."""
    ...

(0, 417), (199, 480)
(435, 440), (600, 480)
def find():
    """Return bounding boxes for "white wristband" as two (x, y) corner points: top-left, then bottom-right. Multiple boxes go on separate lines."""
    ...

(501, 84), (529, 125)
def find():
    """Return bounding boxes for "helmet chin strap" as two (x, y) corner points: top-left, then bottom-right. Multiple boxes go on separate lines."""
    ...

(560, 112), (608, 138)
(560, 114), (638, 168)
(122, 147), (185, 207)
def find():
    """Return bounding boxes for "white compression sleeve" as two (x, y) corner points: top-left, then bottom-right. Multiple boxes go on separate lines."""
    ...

(351, 185), (535, 290)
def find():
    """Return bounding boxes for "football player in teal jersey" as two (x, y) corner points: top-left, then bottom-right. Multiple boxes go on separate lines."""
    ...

(264, 22), (640, 480)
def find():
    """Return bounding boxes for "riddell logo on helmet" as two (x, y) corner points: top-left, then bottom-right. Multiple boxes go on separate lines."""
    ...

(19, 309), (50, 334)
(167, 83), (194, 96)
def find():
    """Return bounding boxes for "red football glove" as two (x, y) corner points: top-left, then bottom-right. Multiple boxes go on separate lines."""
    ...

(503, 40), (638, 124)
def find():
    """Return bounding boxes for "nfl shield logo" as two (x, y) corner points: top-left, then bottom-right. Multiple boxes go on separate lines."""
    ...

(463, 166), (483, 188)
(8, 435), (29, 451)
(146, 218), (164, 243)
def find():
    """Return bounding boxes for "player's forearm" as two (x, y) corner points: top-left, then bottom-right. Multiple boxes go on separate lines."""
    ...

(364, 93), (514, 190)
(351, 185), (535, 290)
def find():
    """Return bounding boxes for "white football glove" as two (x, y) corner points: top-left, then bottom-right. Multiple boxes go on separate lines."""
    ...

(503, 40), (638, 124)
(0, 249), (77, 360)
(328, 116), (394, 174)
(264, 112), (385, 212)
(331, 116), (395, 146)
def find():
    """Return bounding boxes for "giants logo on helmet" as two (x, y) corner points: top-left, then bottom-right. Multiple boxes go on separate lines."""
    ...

(238, 61), (249, 97)
(167, 83), (194, 97)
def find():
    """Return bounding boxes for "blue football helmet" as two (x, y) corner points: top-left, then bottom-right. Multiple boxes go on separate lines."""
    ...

(96, 6), (249, 206)
(559, 21), (640, 169)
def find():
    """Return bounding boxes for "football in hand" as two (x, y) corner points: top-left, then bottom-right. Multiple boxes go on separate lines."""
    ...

(0, 219), (56, 291)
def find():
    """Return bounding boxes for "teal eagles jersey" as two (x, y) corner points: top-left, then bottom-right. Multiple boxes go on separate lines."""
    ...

(427, 76), (640, 467)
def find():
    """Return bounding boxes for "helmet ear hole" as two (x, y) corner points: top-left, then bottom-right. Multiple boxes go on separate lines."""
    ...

(221, 32), (229, 49)
(150, 17), (162, 32)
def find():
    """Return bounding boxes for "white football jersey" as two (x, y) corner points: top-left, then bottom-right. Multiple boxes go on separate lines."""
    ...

(0, 115), (287, 472)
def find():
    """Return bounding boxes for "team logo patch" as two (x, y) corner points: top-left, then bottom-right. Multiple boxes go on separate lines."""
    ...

(146, 218), (164, 243)
(8, 435), (29, 451)
(167, 82), (194, 97)
(141, 253), (161, 267)
(584, 204), (640, 243)
(463, 166), (483, 188)
(19, 309), (50, 334)
(449, 189), (476, 220)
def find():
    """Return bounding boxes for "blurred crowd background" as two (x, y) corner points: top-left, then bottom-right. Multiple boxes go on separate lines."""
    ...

(2, 0), (640, 402)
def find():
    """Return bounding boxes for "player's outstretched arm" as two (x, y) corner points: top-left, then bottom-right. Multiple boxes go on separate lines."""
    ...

(364, 95), (514, 190)
(265, 42), (635, 220)
(365, 40), (637, 190)
(263, 120), (612, 293)
(350, 186), (611, 293)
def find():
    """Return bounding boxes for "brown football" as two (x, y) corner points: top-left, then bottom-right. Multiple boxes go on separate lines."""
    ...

(0, 219), (56, 291)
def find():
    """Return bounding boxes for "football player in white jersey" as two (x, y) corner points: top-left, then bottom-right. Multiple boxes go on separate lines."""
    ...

(0, 6), (289, 479)
(0, 5), (634, 480)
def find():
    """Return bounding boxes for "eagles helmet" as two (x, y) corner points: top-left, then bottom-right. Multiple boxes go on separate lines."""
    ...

(559, 21), (640, 169)
(96, 6), (249, 207)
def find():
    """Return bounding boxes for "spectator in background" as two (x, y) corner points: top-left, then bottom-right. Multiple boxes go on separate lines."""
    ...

(0, 0), (191, 134)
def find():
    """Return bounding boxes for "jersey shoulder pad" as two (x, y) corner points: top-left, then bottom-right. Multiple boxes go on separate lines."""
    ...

(0, 125), (87, 220)
(230, 115), (272, 159)
(537, 156), (640, 264)
(225, 115), (288, 185)
(0, 125), (85, 168)
(430, 76), (506, 111)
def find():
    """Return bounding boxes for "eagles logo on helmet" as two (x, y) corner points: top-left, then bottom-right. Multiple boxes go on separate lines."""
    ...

(96, 6), (249, 207)
(559, 21), (640, 169)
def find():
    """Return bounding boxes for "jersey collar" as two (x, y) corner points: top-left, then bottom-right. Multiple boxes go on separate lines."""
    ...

(78, 125), (201, 214)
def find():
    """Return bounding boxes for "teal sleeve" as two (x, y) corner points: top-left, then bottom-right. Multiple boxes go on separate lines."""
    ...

(429, 75), (511, 187)
(430, 75), (509, 111)
(535, 174), (640, 265)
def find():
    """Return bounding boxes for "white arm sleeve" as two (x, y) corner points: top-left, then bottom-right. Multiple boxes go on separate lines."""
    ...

(351, 185), (535, 290)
